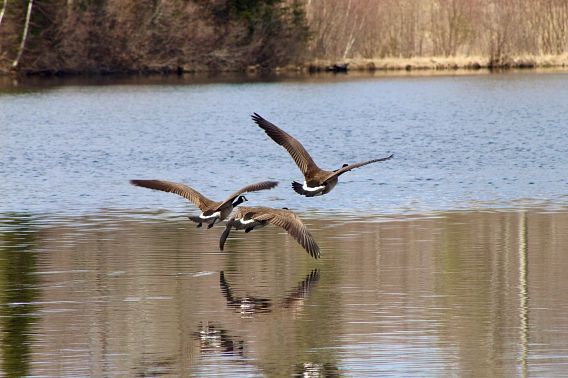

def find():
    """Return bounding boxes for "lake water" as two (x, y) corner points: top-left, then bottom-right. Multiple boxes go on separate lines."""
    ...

(1, 71), (568, 376)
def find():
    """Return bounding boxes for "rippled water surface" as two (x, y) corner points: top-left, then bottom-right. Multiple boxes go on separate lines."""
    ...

(2, 71), (568, 214)
(1, 72), (568, 376)
(1, 210), (568, 376)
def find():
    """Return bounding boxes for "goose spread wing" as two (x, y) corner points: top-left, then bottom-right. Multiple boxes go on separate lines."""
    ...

(214, 181), (278, 211)
(261, 212), (320, 259)
(252, 113), (320, 177)
(130, 179), (216, 211)
(322, 154), (393, 183)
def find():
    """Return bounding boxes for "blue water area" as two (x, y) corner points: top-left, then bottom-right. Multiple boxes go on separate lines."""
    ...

(2, 71), (568, 216)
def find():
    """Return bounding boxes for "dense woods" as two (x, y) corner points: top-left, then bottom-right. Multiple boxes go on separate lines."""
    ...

(0, 0), (567, 75)
(0, 0), (309, 74)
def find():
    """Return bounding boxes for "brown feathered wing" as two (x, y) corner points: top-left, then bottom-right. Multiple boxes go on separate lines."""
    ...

(255, 211), (320, 259)
(130, 179), (216, 211)
(214, 181), (278, 211)
(252, 113), (320, 178)
(321, 154), (394, 183)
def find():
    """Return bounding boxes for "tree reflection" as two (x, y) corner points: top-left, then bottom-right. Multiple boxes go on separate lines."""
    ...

(0, 214), (40, 378)
(4, 209), (563, 376)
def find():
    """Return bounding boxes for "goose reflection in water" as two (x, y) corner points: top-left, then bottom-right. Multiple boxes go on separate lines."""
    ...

(193, 322), (245, 356)
(133, 354), (175, 377)
(219, 269), (320, 317)
(293, 362), (341, 378)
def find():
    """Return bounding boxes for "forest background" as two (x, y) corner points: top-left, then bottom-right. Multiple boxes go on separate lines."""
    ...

(1, 0), (567, 75)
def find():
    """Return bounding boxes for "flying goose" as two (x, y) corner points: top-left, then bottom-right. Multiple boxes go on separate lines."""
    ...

(219, 206), (320, 259)
(251, 113), (393, 197)
(130, 180), (278, 228)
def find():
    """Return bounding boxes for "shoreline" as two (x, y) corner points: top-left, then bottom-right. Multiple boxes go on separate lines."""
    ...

(2, 199), (567, 226)
(2, 54), (568, 78)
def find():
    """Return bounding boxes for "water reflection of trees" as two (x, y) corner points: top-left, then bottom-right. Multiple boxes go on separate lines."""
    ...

(5, 210), (568, 376)
(0, 214), (40, 378)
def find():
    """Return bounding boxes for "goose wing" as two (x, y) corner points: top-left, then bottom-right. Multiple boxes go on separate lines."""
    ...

(255, 210), (320, 259)
(252, 113), (320, 177)
(322, 154), (393, 183)
(214, 181), (278, 211)
(130, 179), (216, 211)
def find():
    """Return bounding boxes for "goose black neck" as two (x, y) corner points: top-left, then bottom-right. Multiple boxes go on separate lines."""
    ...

(232, 196), (245, 207)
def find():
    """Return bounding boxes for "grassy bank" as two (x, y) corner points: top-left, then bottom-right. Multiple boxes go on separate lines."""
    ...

(300, 54), (568, 73)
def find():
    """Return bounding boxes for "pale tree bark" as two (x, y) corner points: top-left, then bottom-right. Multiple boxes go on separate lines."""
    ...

(12, 0), (34, 69)
(0, 0), (7, 28)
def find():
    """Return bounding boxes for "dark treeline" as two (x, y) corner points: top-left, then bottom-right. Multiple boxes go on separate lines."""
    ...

(1, 0), (567, 75)
(0, 0), (309, 74)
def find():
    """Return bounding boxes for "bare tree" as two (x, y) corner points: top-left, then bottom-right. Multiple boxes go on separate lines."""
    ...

(0, 0), (7, 29)
(3, 0), (568, 73)
(12, 0), (33, 69)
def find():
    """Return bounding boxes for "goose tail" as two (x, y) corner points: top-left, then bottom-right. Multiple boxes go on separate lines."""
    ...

(292, 181), (306, 196)
(292, 181), (322, 197)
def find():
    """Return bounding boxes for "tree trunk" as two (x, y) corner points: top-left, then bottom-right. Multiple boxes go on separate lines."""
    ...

(0, 0), (8, 28)
(12, 0), (34, 69)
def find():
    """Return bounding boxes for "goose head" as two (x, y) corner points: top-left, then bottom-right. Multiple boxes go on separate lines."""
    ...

(333, 164), (349, 173)
(232, 195), (248, 207)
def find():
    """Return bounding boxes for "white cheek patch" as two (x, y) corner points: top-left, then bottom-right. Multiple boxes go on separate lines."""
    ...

(238, 218), (256, 225)
(303, 181), (325, 192)
(200, 211), (221, 219)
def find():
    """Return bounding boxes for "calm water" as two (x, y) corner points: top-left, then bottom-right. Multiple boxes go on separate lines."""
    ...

(1, 210), (568, 376)
(1, 71), (568, 376)
(1, 71), (568, 214)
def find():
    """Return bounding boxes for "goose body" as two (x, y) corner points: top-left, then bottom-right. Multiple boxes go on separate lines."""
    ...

(251, 113), (393, 197)
(293, 178), (337, 197)
(219, 206), (320, 259)
(130, 180), (278, 228)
